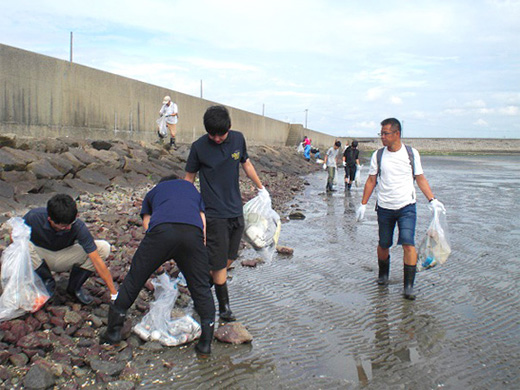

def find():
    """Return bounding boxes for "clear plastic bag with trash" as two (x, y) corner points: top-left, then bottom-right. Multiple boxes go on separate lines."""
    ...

(156, 116), (168, 138)
(0, 217), (50, 322)
(417, 205), (452, 271)
(133, 272), (201, 346)
(297, 142), (304, 154)
(354, 164), (363, 187)
(243, 189), (281, 262)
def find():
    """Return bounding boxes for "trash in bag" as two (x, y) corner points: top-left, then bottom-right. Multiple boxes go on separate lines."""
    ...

(417, 206), (452, 271)
(0, 217), (50, 322)
(156, 116), (168, 138)
(243, 190), (281, 250)
(297, 142), (304, 154)
(133, 272), (201, 346)
(354, 164), (363, 187)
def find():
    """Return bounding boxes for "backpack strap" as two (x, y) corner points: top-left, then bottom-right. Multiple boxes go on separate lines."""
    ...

(377, 145), (415, 180)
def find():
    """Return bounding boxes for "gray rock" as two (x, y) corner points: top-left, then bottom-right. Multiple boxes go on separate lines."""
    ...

(0, 148), (26, 171)
(15, 193), (54, 207)
(9, 353), (29, 366)
(1, 146), (37, 165)
(27, 159), (64, 179)
(23, 364), (56, 389)
(64, 310), (83, 326)
(276, 246), (294, 255)
(0, 180), (14, 199)
(68, 148), (98, 165)
(47, 155), (75, 176)
(75, 168), (111, 187)
(214, 322), (253, 344)
(89, 358), (126, 376)
(41, 181), (80, 199)
(289, 211), (306, 220)
(91, 140), (113, 151)
(63, 178), (106, 195)
(61, 151), (86, 171)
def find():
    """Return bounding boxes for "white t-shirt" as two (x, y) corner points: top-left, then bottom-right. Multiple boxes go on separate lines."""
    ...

(160, 102), (178, 124)
(326, 147), (339, 167)
(368, 145), (424, 210)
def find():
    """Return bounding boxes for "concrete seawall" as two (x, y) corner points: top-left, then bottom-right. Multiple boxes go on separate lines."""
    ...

(1, 43), (518, 153)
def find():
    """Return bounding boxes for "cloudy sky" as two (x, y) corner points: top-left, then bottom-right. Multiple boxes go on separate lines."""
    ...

(2, 0), (519, 138)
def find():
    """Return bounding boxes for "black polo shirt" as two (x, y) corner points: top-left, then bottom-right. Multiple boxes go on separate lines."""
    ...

(23, 208), (97, 254)
(185, 130), (248, 218)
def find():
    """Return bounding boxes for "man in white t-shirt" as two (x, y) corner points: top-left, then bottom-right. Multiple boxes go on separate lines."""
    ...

(159, 96), (179, 149)
(355, 118), (445, 300)
(323, 140), (341, 192)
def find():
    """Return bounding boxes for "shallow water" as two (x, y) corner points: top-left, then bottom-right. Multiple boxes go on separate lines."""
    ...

(132, 155), (520, 389)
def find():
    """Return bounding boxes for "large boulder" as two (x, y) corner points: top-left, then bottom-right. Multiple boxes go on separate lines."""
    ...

(27, 159), (64, 180)
(75, 168), (111, 188)
(0, 180), (14, 199)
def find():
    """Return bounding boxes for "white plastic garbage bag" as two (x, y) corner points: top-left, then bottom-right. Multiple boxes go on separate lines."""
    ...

(156, 116), (168, 138)
(297, 142), (304, 154)
(133, 273), (201, 346)
(354, 164), (363, 187)
(0, 217), (49, 322)
(417, 205), (452, 271)
(243, 189), (281, 250)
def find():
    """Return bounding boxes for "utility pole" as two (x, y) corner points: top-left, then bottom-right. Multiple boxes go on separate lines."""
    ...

(304, 109), (308, 128)
(70, 32), (73, 62)
(262, 104), (265, 116)
(200, 80), (203, 98)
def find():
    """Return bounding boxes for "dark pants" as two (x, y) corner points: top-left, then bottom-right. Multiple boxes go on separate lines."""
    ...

(116, 223), (215, 322)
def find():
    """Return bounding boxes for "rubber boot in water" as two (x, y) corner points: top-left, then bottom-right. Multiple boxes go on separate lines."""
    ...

(67, 265), (94, 305)
(195, 319), (215, 356)
(100, 304), (127, 344)
(215, 282), (236, 322)
(34, 260), (56, 298)
(377, 256), (390, 285)
(403, 264), (417, 300)
(170, 136), (177, 150)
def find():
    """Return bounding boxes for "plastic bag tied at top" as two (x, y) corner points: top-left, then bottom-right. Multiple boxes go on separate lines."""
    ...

(0, 217), (49, 322)
(417, 205), (452, 271)
(243, 190), (281, 250)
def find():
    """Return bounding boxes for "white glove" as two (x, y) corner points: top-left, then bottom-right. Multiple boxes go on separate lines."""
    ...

(342, 161), (346, 167)
(356, 164), (361, 169)
(356, 204), (367, 221)
(429, 199), (446, 213)
(323, 163), (327, 170)
(258, 187), (269, 199)
(111, 292), (118, 302)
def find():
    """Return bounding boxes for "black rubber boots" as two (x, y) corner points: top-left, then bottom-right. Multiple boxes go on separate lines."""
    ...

(67, 265), (94, 304)
(34, 260), (56, 298)
(403, 264), (417, 300)
(377, 257), (390, 285)
(195, 320), (215, 356)
(100, 303), (127, 344)
(215, 282), (236, 322)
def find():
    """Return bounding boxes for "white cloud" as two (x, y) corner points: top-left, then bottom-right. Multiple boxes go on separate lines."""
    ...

(498, 106), (519, 115)
(474, 119), (489, 126)
(365, 87), (385, 102)
(390, 96), (403, 105)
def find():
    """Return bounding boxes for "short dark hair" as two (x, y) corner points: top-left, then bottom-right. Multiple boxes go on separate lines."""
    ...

(334, 141), (341, 147)
(47, 194), (77, 224)
(381, 118), (402, 134)
(351, 140), (358, 148)
(158, 174), (179, 183)
(203, 105), (231, 136)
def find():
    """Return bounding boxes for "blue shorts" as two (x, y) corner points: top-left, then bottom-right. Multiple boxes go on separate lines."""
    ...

(377, 203), (417, 249)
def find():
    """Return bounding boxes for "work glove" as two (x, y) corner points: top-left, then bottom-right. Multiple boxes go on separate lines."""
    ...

(258, 187), (270, 199)
(342, 161), (346, 167)
(429, 199), (446, 213)
(356, 204), (367, 221)
(111, 292), (119, 302)
(323, 163), (327, 170)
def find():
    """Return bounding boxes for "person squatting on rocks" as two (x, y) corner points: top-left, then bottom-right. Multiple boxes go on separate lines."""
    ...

(343, 140), (360, 191)
(23, 194), (117, 304)
(303, 136), (312, 161)
(100, 174), (216, 356)
(159, 95), (179, 150)
(356, 118), (445, 300)
(323, 140), (341, 192)
(184, 105), (267, 322)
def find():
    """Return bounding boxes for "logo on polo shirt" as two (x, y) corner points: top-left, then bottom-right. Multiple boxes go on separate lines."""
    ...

(231, 150), (240, 160)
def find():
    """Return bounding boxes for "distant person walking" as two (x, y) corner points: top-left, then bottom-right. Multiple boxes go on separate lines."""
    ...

(303, 136), (312, 161)
(356, 118), (445, 300)
(323, 140), (341, 192)
(343, 140), (360, 191)
(160, 96), (179, 150)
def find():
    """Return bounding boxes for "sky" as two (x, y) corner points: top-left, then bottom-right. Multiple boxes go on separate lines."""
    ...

(2, 0), (520, 138)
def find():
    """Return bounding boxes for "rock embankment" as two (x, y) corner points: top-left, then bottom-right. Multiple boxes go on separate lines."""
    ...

(0, 133), (319, 389)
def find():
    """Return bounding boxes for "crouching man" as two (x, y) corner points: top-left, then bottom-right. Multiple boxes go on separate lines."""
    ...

(100, 175), (215, 356)
(24, 194), (117, 304)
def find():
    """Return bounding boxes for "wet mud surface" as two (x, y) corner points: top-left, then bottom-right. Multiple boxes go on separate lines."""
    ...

(130, 155), (520, 389)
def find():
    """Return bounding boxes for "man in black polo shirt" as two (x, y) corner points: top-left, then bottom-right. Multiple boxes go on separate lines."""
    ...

(23, 194), (117, 304)
(185, 105), (266, 322)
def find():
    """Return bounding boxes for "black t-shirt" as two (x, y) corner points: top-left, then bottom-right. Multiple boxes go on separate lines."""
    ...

(185, 130), (248, 218)
(23, 208), (97, 253)
(343, 146), (360, 166)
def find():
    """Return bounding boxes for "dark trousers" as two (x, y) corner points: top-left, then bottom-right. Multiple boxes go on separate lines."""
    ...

(116, 223), (215, 322)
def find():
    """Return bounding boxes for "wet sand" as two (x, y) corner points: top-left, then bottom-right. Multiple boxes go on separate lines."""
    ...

(129, 155), (520, 389)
